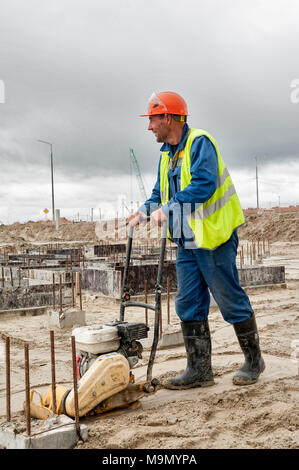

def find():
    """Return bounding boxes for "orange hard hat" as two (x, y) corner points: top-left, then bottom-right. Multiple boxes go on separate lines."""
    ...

(140, 91), (188, 117)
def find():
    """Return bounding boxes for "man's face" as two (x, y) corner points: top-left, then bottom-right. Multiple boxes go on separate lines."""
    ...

(148, 114), (170, 143)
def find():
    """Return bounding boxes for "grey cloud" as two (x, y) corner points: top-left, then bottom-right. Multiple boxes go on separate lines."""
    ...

(0, 0), (299, 220)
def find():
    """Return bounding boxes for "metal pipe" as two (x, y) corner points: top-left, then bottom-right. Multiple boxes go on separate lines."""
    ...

(147, 220), (167, 383)
(24, 343), (31, 436)
(159, 305), (162, 339)
(6, 336), (11, 422)
(71, 336), (81, 438)
(2, 266), (4, 288)
(122, 301), (155, 311)
(50, 331), (57, 415)
(120, 224), (133, 321)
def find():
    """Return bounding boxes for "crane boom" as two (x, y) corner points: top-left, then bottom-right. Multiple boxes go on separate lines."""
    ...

(129, 148), (148, 201)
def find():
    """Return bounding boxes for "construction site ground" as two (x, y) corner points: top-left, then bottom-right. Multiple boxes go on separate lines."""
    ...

(0, 213), (298, 450)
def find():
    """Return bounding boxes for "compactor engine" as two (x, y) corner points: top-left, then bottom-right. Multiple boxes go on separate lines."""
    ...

(75, 321), (149, 378)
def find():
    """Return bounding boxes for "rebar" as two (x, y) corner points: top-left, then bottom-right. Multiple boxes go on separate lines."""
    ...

(71, 336), (81, 438)
(2, 266), (4, 288)
(72, 271), (75, 308)
(10, 267), (13, 287)
(167, 276), (170, 324)
(52, 273), (55, 309)
(79, 272), (82, 311)
(6, 336), (11, 422)
(119, 270), (123, 300)
(59, 274), (63, 314)
(159, 304), (162, 339)
(24, 343), (31, 436)
(144, 279), (148, 327)
(50, 331), (56, 415)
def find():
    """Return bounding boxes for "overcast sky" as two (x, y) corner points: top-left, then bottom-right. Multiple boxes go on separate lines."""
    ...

(0, 0), (299, 223)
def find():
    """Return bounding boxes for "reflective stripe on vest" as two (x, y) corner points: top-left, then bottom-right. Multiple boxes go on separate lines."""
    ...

(159, 128), (244, 249)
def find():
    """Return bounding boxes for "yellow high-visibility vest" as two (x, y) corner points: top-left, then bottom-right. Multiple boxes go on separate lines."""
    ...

(160, 128), (244, 249)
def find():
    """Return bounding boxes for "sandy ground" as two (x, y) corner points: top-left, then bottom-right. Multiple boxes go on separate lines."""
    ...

(0, 238), (298, 449)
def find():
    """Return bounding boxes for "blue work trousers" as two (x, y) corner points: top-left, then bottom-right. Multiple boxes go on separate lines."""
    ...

(175, 231), (254, 324)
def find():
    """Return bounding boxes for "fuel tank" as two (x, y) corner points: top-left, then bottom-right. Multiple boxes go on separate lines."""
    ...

(64, 352), (130, 417)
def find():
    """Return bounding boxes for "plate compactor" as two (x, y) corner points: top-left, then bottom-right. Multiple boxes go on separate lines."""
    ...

(30, 222), (167, 420)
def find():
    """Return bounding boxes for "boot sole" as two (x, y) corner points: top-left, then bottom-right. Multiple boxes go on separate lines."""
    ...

(232, 362), (266, 386)
(163, 379), (215, 390)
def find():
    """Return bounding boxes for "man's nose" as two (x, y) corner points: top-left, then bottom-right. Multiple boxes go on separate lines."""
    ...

(148, 120), (153, 131)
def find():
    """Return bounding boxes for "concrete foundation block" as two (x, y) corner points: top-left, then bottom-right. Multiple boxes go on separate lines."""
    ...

(47, 307), (86, 329)
(159, 325), (184, 348)
(0, 415), (88, 449)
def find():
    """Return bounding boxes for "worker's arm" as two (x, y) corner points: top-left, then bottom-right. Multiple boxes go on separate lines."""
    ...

(161, 136), (218, 216)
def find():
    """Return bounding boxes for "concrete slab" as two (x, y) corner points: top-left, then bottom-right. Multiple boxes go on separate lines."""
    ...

(47, 308), (86, 329)
(0, 414), (88, 449)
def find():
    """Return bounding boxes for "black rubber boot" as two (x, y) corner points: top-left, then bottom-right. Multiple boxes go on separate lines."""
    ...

(233, 315), (265, 385)
(163, 320), (214, 390)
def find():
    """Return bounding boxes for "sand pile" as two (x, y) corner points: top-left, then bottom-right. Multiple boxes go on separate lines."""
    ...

(1, 211), (299, 249)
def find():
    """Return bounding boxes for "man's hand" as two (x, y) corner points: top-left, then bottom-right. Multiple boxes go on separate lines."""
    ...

(127, 211), (146, 226)
(150, 208), (167, 227)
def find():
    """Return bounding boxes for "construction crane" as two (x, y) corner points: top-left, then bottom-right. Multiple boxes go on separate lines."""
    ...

(129, 148), (148, 201)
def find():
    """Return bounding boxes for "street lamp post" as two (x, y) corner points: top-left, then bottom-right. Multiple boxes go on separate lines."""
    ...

(37, 140), (55, 222)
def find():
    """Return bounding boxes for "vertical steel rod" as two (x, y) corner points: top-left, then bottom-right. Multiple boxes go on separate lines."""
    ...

(72, 271), (75, 308)
(167, 276), (170, 324)
(6, 336), (11, 422)
(159, 304), (162, 339)
(2, 266), (4, 288)
(79, 273), (82, 311)
(24, 343), (31, 436)
(119, 270), (123, 300)
(59, 274), (63, 314)
(71, 336), (81, 438)
(10, 267), (13, 287)
(144, 279), (148, 327)
(52, 273), (55, 309)
(50, 331), (57, 415)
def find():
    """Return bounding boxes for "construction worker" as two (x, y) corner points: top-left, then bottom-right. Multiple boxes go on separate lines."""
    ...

(128, 91), (265, 390)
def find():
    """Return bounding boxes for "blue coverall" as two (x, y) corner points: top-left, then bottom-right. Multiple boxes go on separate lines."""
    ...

(139, 123), (253, 324)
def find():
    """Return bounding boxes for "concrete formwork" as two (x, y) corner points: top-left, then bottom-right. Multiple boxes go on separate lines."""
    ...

(0, 284), (71, 310)
(81, 262), (286, 298)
